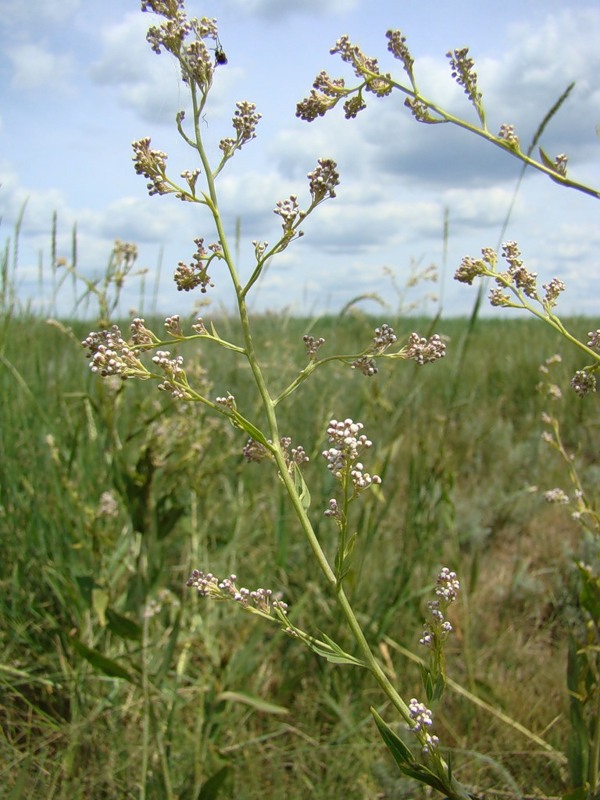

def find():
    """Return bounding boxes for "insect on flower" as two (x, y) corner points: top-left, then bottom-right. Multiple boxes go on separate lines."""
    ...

(214, 38), (228, 66)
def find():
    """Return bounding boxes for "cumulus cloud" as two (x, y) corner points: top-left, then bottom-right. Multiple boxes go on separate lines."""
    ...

(228, 0), (358, 20)
(7, 43), (75, 91)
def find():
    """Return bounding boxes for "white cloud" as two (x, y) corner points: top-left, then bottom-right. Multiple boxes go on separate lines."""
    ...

(228, 0), (358, 19)
(7, 43), (74, 91)
(0, 0), (80, 29)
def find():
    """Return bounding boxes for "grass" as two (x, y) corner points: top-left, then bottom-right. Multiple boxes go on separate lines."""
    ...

(1, 307), (597, 798)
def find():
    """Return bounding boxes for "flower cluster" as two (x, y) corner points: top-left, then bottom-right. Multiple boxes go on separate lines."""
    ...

(350, 324), (399, 377)
(351, 356), (378, 376)
(81, 326), (149, 380)
(303, 334), (326, 359)
(219, 101), (262, 158)
(242, 438), (270, 463)
(164, 314), (184, 337)
(570, 369), (597, 397)
(142, 0), (192, 56)
(132, 137), (170, 197)
(307, 158), (340, 203)
(330, 35), (392, 98)
(130, 317), (159, 349)
(455, 243), (568, 313)
(386, 29), (414, 81)
(186, 570), (288, 617)
(322, 418), (381, 494)
(588, 330), (600, 351)
(174, 238), (222, 292)
(408, 698), (439, 755)
(274, 195), (303, 235)
(405, 332), (446, 365)
(500, 241), (537, 297)
(152, 350), (189, 398)
(280, 437), (309, 472)
(498, 123), (519, 149)
(446, 47), (481, 108)
(419, 567), (460, 650)
(295, 71), (347, 122)
(544, 488), (570, 505)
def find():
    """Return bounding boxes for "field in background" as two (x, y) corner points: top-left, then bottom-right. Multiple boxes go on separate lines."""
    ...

(1, 309), (598, 799)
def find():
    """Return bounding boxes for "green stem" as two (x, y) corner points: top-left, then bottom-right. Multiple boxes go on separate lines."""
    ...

(189, 69), (471, 800)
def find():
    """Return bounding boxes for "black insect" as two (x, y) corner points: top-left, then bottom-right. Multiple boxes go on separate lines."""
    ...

(214, 38), (228, 66)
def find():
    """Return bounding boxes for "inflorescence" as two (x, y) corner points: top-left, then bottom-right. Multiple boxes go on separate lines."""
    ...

(322, 418), (382, 497)
(419, 567), (460, 650)
(186, 570), (288, 618)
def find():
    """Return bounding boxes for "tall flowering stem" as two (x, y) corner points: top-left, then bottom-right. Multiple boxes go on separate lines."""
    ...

(297, 32), (600, 201)
(81, 4), (473, 799)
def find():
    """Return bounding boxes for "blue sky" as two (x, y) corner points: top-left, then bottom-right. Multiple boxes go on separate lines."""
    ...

(1, 0), (599, 319)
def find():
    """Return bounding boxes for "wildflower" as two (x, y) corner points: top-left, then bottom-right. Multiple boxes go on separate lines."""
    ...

(307, 158), (340, 203)
(405, 332), (446, 365)
(274, 196), (302, 233)
(165, 315), (184, 336)
(324, 498), (342, 520)
(215, 393), (236, 411)
(403, 95), (445, 124)
(153, 350), (190, 398)
(81, 326), (149, 380)
(498, 123), (519, 148)
(174, 238), (217, 292)
(132, 137), (170, 197)
(242, 438), (269, 463)
(97, 491), (119, 518)
(408, 698), (439, 755)
(420, 567), (459, 649)
(330, 35), (391, 98)
(220, 101), (262, 157)
(386, 29), (414, 80)
(186, 570), (288, 616)
(554, 153), (568, 176)
(489, 288), (511, 307)
(454, 254), (488, 285)
(303, 334), (325, 359)
(502, 242), (537, 297)
(570, 370), (596, 397)
(351, 356), (378, 377)
(544, 488), (569, 504)
(322, 418), (382, 492)
(542, 277), (565, 308)
(130, 317), (157, 349)
(587, 330), (600, 351)
(447, 47), (481, 107)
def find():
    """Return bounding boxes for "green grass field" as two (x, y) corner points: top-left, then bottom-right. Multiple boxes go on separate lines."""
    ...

(1, 308), (597, 798)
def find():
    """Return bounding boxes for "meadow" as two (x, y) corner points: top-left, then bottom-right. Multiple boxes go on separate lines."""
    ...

(3, 2), (600, 798)
(1, 304), (598, 798)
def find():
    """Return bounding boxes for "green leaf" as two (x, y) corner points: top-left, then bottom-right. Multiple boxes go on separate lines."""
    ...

(539, 146), (557, 170)
(92, 588), (109, 627)
(293, 464), (311, 511)
(370, 708), (447, 794)
(72, 639), (136, 683)
(217, 691), (289, 715)
(197, 766), (232, 800)
(578, 564), (600, 621)
(106, 608), (142, 641)
(75, 574), (97, 607)
(562, 786), (590, 800)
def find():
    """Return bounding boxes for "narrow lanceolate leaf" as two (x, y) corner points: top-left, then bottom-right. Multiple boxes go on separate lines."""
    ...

(198, 766), (232, 800)
(293, 463), (311, 511)
(370, 708), (447, 794)
(217, 691), (289, 715)
(106, 607), (142, 641)
(72, 639), (136, 683)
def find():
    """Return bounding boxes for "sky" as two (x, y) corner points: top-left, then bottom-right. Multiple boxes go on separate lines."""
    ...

(1, 0), (599, 320)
